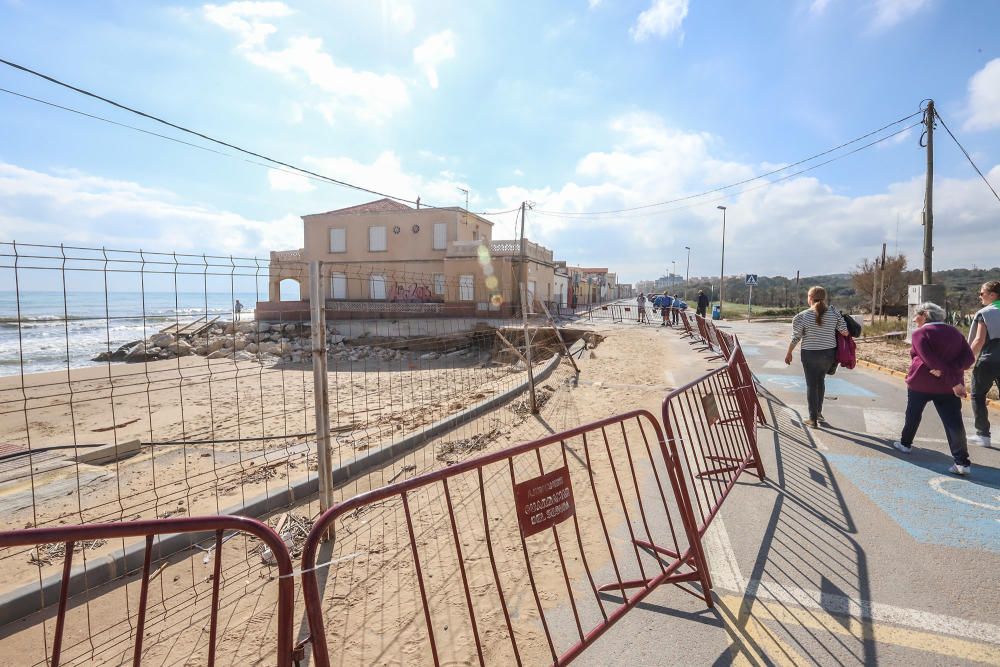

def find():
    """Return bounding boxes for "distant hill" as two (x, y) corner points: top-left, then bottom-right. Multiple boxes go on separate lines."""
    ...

(678, 266), (999, 312)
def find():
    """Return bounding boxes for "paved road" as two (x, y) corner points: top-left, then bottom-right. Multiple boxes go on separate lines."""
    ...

(574, 315), (1000, 666)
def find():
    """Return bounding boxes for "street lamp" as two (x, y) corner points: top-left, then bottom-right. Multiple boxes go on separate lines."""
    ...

(684, 246), (691, 299)
(672, 260), (676, 291)
(717, 205), (727, 316)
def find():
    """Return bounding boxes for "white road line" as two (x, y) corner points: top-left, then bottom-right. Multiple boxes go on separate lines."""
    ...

(702, 516), (745, 591)
(702, 502), (1000, 647)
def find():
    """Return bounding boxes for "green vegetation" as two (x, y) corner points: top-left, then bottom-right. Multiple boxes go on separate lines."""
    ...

(684, 264), (999, 314)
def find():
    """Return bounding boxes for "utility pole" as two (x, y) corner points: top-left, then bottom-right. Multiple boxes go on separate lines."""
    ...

(519, 201), (538, 414)
(878, 242), (887, 320)
(457, 187), (470, 227)
(922, 100), (934, 284)
(871, 253), (879, 324)
(795, 270), (800, 308)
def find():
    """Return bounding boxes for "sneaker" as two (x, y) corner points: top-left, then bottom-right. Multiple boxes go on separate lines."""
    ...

(968, 434), (991, 447)
(948, 463), (971, 476)
(803, 419), (817, 428)
(817, 414), (829, 426)
(892, 441), (912, 454)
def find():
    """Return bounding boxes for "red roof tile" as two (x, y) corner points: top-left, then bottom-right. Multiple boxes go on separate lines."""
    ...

(309, 198), (413, 217)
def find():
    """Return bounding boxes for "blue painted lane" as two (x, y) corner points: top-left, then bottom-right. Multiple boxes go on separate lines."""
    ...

(756, 374), (877, 397)
(825, 453), (1000, 553)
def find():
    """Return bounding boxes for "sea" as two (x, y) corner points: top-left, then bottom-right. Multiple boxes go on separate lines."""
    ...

(0, 291), (260, 377)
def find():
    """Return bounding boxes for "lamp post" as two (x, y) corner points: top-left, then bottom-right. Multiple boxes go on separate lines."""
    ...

(684, 246), (691, 299)
(672, 260), (676, 291)
(717, 205), (727, 317)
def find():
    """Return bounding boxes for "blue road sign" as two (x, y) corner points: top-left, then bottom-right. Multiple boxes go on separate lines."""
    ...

(745, 274), (758, 286)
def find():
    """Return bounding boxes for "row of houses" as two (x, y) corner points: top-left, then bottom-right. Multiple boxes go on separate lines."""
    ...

(263, 198), (632, 319)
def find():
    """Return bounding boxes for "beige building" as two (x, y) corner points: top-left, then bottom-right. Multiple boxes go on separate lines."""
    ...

(263, 199), (557, 319)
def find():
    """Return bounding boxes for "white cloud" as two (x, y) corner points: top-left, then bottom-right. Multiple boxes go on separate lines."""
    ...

(630, 0), (688, 42)
(876, 126), (913, 148)
(202, 1), (292, 49)
(588, 0), (603, 7)
(0, 163), (300, 256)
(489, 111), (999, 282)
(387, 0), (415, 33)
(413, 30), (456, 89)
(303, 152), (468, 207)
(870, 0), (931, 30)
(963, 58), (1000, 132)
(203, 2), (410, 123)
(267, 168), (316, 192)
(513, 168), (524, 177)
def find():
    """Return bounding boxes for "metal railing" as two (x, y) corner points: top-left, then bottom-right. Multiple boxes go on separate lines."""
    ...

(0, 516), (295, 666)
(298, 410), (710, 666)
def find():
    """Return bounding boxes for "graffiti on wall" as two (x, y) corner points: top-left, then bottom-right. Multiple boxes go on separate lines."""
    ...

(387, 282), (434, 303)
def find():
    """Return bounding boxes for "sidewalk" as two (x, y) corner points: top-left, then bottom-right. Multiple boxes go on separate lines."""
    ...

(575, 317), (1000, 666)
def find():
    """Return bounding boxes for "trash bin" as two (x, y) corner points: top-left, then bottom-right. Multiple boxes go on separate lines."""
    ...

(711, 304), (721, 320)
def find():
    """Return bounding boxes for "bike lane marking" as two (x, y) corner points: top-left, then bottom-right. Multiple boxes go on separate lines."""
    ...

(822, 453), (1000, 552)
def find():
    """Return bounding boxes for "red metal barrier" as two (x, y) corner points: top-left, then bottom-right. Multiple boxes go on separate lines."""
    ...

(715, 332), (768, 427)
(678, 311), (697, 339)
(299, 410), (711, 666)
(661, 349), (765, 536)
(0, 517), (295, 667)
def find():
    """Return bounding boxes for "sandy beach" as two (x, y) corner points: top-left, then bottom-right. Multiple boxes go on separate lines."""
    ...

(0, 320), (696, 665)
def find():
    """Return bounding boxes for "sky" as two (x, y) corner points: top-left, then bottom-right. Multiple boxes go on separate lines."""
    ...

(1, 0), (999, 284)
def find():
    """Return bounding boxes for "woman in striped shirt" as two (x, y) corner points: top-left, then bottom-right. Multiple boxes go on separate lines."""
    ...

(784, 286), (849, 428)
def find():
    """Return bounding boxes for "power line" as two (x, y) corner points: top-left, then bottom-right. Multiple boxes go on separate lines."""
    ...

(535, 109), (924, 217)
(934, 110), (1000, 205)
(0, 58), (517, 217)
(533, 121), (922, 222)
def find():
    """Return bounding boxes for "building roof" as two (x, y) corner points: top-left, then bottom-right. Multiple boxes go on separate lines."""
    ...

(304, 198), (413, 218)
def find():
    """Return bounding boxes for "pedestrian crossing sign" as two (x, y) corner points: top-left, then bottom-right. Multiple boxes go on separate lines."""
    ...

(745, 274), (758, 286)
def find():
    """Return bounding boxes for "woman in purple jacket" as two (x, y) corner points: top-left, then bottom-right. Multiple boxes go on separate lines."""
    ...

(892, 302), (976, 475)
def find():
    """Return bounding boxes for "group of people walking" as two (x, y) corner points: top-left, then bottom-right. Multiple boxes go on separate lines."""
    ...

(635, 291), (689, 326)
(785, 281), (1000, 477)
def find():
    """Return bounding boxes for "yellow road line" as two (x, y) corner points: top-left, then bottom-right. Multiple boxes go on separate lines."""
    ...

(735, 595), (1000, 665)
(715, 595), (809, 667)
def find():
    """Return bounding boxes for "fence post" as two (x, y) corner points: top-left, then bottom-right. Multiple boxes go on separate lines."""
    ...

(309, 261), (334, 532)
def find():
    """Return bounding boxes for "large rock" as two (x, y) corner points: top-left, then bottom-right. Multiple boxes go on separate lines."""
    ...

(329, 335), (345, 344)
(245, 342), (259, 354)
(149, 333), (175, 348)
(236, 321), (260, 334)
(170, 340), (194, 357)
(196, 338), (226, 355)
(207, 349), (232, 360)
(125, 343), (147, 362)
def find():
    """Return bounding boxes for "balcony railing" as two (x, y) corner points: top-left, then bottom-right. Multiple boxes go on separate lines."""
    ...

(271, 248), (304, 261)
(448, 240), (553, 263)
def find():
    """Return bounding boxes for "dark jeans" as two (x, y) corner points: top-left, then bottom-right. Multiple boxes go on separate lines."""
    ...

(900, 388), (970, 466)
(801, 348), (836, 421)
(971, 360), (1000, 436)
(697, 306), (707, 317)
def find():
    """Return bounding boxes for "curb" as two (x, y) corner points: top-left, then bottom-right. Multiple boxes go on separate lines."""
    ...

(855, 358), (1000, 412)
(0, 352), (564, 626)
